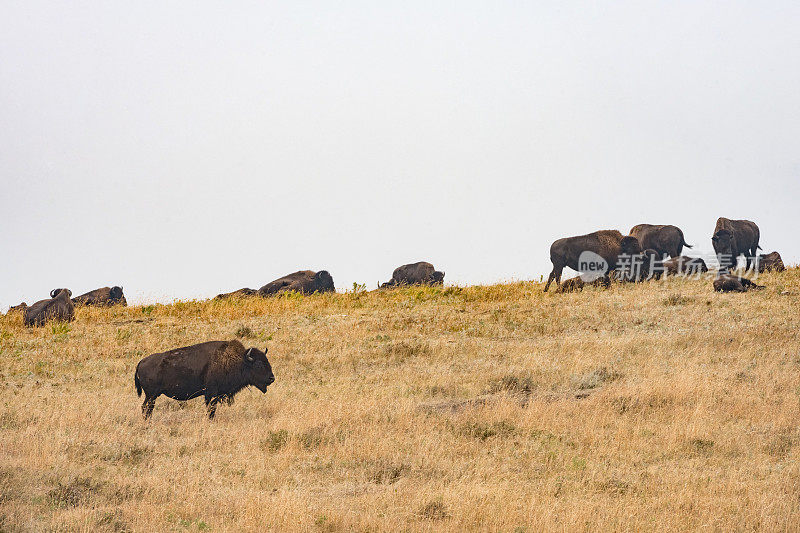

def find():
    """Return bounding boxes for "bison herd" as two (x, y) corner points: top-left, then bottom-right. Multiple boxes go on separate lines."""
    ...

(3, 218), (790, 419)
(545, 217), (784, 293)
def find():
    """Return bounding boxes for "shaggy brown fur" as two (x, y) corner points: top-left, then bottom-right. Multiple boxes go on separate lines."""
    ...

(555, 277), (585, 293)
(381, 262), (445, 288)
(214, 288), (259, 300)
(72, 286), (127, 307)
(629, 224), (692, 258)
(712, 218), (761, 270)
(713, 273), (764, 293)
(757, 251), (785, 273)
(258, 270), (335, 296)
(23, 289), (75, 327)
(135, 339), (274, 419)
(545, 230), (633, 292)
(662, 256), (709, 276)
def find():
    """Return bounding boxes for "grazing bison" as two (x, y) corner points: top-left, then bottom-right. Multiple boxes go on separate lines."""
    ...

(628, 224), (692, 258)
(135, 340), (274, 419)
(544, 230), (636, 292)
(23, 289), (75, 327)
(713, 272), (764, 293)
(757, 251), (785, 273)
(258, 270), (335, 296)
(712, 218), (761, 270)
(72, 286), (127, 307)
(381, 262), (445, 288)
(214, 288), (259, 300)
(662, 256), (709, 277)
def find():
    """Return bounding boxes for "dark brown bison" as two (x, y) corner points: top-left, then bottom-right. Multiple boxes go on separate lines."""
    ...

(258, 270), (335, 296)
(628, 224), (692, 258)
(381, 262), (445, 288)
(757, 251), (785, 273)
(7, 302), (27, 313)
(555, 277), (585, 293)
(214, 288), (259, 300)
(712, 218), (761, 270)
(72, 286), (127, 307)
(23, 289), (75, 327)
(135, 340), (274, 419)
(713, 272), (764, 293)
(544, 230), (638, 292)
(662, 256), (709, 276)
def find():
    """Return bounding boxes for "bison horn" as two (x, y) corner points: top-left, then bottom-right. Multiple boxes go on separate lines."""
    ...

(245, 348), (255, 362)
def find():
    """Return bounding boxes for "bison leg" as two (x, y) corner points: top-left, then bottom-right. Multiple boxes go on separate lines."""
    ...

(142, 395), (156, 419)
(544, 265), (563, 292)
(205, 396), (221, 420)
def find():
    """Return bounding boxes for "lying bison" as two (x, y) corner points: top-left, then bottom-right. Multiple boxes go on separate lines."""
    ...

(8, 302), (27, 313)
(712, 218), (761, 270)
(214, 288), (258, 300)
(381, 262), (445, 288)
(713, 272), (764, 293)
(545, 230), (639, 292)
(24, 289), (75, 327)
(662, 256), (709, 276)
(258, 270), (335, 296)
(135, 340), (274, 419)
(629, 224), (692, 258)
(72, 286), (127, 307)
(757, 251), (785, 273)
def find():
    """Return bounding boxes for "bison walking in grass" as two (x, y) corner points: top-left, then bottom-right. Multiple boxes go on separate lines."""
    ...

(629, 224), (692, 258)
(72, 286), (127, 307)
(23, 289), (75, 327)
(381, 262), (445, 288)
(135, 340), (274, 419)
(544, 230), (640, 292)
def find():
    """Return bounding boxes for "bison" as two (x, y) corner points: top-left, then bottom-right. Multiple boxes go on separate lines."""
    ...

(381, 262), (445, 288)
(7, 302), (27, 314)
(544, 230), (639, 292)
(628, 224), (692, 258)
(258, 270), (335, 296)
(712, 218), (761, 270)
(72, 286), (127, 307)
(214, 288), (259, 300)
(23, 289), (75, 327)
(757, 251), (785, 273)
(134, 339), (275, 419)
(662, 256), (709, 277)
(713, 272), (764, 293)
(555, 277), (585, 293)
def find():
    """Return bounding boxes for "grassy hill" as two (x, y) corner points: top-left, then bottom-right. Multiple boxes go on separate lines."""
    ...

(1, 270), (799, 531)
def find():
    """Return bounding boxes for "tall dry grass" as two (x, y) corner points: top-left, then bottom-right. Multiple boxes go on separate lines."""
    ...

(1, 270), (799, 532)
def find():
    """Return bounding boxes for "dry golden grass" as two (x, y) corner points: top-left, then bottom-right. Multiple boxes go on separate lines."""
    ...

(1, 270), (799, 532)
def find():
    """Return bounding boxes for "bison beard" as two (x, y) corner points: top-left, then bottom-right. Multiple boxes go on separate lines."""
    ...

(134, 340), (275, 419)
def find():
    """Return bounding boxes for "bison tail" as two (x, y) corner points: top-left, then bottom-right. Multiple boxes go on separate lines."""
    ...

(682, 241), (693, 249)
(135, 371), (142, 397)
(757, 245), (763, 250)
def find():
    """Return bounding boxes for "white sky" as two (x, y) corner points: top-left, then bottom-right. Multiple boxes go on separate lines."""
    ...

(2, 1), (799, 308)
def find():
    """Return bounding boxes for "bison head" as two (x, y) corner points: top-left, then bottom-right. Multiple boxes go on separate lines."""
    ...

(50, 288), (72, 298)
(711, 230), (734, 268)
(313, 271), (335, 293)
(619, 236), (642, 256)
(110, 286), (125, 301)
(244, 346), (275, 393)
(432, 271), (445, 285)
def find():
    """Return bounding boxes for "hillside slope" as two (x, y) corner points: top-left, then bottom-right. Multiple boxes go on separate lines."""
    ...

(1, 270), (799, 531)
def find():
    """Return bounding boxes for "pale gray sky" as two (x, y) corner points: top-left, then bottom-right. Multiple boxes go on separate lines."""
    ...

(2, 1), (799, 308)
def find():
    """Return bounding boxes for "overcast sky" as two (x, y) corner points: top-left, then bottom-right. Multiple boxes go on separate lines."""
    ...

(2, 1), (799, 308)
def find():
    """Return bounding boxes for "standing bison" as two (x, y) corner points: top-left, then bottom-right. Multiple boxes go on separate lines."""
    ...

(24, 289), (75, 327)
(629, 224), (692, 258)
(135, 340), (274, 419)
(712, 218), (761, 270)
(381, 262), (445, 288)
(544, 230), (639, 292)
(72, 286), (127, 307)
(258, 270), (335, 296)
